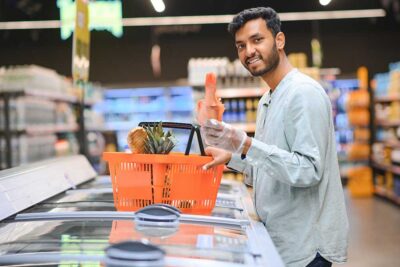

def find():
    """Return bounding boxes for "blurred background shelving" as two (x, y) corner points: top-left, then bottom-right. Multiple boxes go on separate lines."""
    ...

(326, 77), (366, 182)
(0, 65), (106, 171)
(95, 85), (195, 153)
(371, 62), (400, 206)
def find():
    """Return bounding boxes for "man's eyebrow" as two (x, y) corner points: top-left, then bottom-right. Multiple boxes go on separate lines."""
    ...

(249, 33), (262, 39)
(235, 33), (262, 44)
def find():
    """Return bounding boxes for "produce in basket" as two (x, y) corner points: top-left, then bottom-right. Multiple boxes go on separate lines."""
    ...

(127, 127), (148, 153)
(127, 122), (177, 154)
(196, 72), (225, 125)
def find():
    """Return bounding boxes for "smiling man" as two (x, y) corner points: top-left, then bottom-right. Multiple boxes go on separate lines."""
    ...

(202, 7), (349, 267)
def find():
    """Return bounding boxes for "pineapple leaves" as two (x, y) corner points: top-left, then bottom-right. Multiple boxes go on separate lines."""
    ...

(143, 122), (177, 154)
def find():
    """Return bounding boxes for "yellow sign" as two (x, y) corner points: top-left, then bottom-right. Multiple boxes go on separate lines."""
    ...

(72, 0), (90, 82)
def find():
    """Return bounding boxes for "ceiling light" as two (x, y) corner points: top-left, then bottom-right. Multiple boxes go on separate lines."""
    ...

(150, 0), (165, 13)
(319, 0), (332, 6)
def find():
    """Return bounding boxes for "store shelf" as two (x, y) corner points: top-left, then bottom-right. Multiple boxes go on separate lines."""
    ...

(374, 95), (400, 103)
(0, 91), (24, 98)
(371, 161), (391, 172)
(26, 125), (76, 135)
(371, 160), (400, 176)
(104, 106), (193, 114)
(1, 124), (79, 135)
(375, 140), (400, 149)
(216, 88), (268, 99)
(0, 88), (78, 103)
(86, 127), (112, 132)
(375, 120), (400, 127)
(0, 130), (24, 136)
(374, 186), (400, 206)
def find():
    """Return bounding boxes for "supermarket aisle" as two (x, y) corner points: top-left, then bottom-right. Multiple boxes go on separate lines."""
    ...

(337, 189), (400, 267)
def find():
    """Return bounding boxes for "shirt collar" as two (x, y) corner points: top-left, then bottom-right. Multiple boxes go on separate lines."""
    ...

(263, 68), (298, 106)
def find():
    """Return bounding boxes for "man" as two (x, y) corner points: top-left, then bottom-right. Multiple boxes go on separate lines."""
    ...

(202, 7), (349, 267)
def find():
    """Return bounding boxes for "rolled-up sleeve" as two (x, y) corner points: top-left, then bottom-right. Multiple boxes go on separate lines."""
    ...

(242, 83), (330, 187)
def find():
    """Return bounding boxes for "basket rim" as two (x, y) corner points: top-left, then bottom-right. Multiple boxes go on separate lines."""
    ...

(103, 152), (217, 165)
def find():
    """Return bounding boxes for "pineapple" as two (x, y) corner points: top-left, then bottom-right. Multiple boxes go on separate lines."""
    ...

(127, 127), (148, 153)
(144, 122), (177, 154)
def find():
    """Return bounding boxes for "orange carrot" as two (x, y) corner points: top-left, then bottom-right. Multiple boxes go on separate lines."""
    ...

(196, 72), (225, 126)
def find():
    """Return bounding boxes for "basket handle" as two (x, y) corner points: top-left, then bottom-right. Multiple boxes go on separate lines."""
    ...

(138, 122), (206, 156)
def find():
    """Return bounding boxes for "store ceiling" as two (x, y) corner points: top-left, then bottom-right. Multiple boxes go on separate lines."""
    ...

(0, 1), (398, 85)
(0, 0), (390, 21)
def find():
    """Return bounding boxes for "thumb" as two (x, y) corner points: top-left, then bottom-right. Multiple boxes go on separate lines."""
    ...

(202, 159), (218, 171)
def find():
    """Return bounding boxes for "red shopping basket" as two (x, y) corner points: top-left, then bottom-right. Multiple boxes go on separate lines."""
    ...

(103, 122), (224, 215)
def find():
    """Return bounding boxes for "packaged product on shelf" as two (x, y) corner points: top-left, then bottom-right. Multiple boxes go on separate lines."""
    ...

(394, 179), (400, 197)
(347, 109), (370, 126)
(385, 172), (394, 190)
(391, 149), (400, 166)
(347, 166), (373, 197)
(0, 136), (20, 168)
(19, 134), (57, 165)
(55, 134), (79, 157)
(347, 143), (370, 161)
(388, 102), (400, 121)
(346, 90), (370, 109)
(353, 128), (370, 143)
(388, 70), (400, 96)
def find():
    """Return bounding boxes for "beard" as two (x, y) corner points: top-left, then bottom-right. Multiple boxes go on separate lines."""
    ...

(246, 43), (280, 77)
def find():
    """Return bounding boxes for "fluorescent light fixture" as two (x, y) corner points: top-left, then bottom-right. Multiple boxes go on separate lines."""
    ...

(279, 9), (386, 21)
(0, 9), (386, 30)
(150, 0), (165, 13)
(319, 0), (332, 6)
(0, 20), (61, 30)
(123, 9), (387, 25)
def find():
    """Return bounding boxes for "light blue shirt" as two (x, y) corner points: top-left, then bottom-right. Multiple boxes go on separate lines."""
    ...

(228, 69), (349, 266)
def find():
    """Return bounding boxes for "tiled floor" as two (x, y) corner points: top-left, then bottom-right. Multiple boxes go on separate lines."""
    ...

(335, 189), (400, 266)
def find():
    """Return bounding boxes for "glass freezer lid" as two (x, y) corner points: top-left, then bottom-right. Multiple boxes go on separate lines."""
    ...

(23, 203), (240, 219)
(21, 174), (245, 219)
(78, 176), (241, 196)
(78, 175), (113, 189)
(23, 189), (243, 219)
(0, 219), (254, 265)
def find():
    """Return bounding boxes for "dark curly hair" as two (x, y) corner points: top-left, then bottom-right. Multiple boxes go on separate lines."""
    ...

(228, 7), (281, 37)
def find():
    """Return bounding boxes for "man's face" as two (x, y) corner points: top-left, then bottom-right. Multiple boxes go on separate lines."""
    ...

(234, 18), (280, 77)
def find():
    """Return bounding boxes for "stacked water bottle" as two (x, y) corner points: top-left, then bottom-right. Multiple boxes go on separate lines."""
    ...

(188, 57), (263, 88)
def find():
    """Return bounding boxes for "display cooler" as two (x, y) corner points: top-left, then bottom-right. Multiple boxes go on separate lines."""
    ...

(0, 155), (283, 266)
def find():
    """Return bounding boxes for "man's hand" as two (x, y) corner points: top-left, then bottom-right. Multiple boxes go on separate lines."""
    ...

(202, 146), (232, 170)
(202, 119), (248, 153)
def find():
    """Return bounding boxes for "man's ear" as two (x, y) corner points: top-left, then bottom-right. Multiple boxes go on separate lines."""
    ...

(275, 32), (285, 50)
